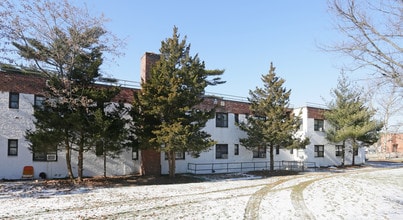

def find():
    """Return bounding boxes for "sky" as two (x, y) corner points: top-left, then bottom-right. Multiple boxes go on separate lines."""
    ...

(77, 0), (362, 108)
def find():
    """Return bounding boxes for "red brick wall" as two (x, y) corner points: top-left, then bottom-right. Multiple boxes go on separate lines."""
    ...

(197, 97), (251, 114)
(0, 72), (46, 95)
(0, 71), (136, 102)
(307, 107), (326, 119)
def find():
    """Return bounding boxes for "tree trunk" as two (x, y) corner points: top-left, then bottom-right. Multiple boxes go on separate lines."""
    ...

(269, 145), (274, 171)
(168, 150), (176, 179)
(103, 146), (107, 178)
(78, 137), (84, 182)
(65, 138), (74, 180)
(341, 140), (346, 167)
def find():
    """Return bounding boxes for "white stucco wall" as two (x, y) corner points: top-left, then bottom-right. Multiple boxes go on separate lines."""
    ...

(161, 111), (312, 174)
(297, 107), (366, 167)
(161, 107), (367, 175)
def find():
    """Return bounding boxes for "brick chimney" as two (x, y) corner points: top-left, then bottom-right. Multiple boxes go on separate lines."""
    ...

(140, 52), (160, 82)
(139, 52), (162, 176)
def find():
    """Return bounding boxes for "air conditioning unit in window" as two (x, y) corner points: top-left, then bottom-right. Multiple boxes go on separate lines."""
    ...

(47, 154), (57, 161)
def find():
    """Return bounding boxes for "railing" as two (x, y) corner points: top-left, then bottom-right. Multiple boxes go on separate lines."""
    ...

(187, 160), (316, 174)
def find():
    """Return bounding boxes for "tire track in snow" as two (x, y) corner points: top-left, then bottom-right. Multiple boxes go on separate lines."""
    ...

(290, 177), (329, 219)
(244, 173), (335, 219)
(289, 168), (381, 219)
(4, 179), (272, 219)
(243, 175), (302, 219)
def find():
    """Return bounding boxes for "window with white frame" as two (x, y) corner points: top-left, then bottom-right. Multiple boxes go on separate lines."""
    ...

(314, 119), (324, 131)
(314, 145), (324, 157)
(216, 144), (228, 159)
(335, 145), (343, 156)
(32, 144), (57, 161)
(234, 144), (239, 155)
(34, 95), (45, 108)
(216, 113), (228, 127)
(33, 151), (57, 161)
(8, 139), (18, 156)
(353, 148), (358, 156)
(253, 146), (266, 158)
(234, 113), (239, 124)
(132, 147), (139, 160)
(165, 151), (185, 160)
(298, 119), (303, 131)
(9, 92), (19, 109)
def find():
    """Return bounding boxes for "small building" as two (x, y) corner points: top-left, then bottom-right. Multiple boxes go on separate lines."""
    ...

(368, 133), (403, 159)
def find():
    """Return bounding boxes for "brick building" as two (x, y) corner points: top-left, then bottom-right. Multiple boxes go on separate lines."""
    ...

(0, 53), (368, 179)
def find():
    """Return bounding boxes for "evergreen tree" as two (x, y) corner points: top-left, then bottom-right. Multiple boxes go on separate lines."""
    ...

(25, 44), (128, 182)
(131, 26), (224, 178)
(325, 73), (382, 165)
(239, 63), (309, 171)
(92, 91), (131, 178)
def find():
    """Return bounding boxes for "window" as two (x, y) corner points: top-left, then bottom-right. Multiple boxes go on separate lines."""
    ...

(234, 144), (239, 155)
(132, 147), (139, 160)
(253, 146), (266, 158)
(234, 113), (239, 124)
(9, 92), (19, 109)
(255, 115), (266, 121)
(290, 148), (294, 154)
(34, 95), (45, 108)
(314, 145), (324, 157)
(33, 152), (57, 161)
(353, 148), (358, 156)
(165, 151), (185, 160)
(8, 139), (18, 156)
(392, 144), (398, 152)
(216, 113), (228, 127)
(216, 144), (228, 159)
(314, 119), (324, 131)
(335, 145), (343, 156)
(298, 119), (303, 131)
(275, 146), (280, 155)
(95, 142), (104, 156)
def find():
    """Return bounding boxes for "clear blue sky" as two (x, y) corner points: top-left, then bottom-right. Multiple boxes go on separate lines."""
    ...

(80, 0), (359, 107)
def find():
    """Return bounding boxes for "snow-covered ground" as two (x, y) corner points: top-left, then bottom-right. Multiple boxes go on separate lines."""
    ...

(1, 163), (402, 219)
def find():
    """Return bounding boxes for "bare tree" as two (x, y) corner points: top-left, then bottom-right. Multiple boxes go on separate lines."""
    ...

(367, 81), (403, 156)
(327, 0), (402, 87)
(0, 0), (124, 70)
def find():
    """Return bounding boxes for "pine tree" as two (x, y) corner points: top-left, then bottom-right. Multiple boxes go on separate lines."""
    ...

(325, 73), (382, 165)
(131, 26), (224, 178)
(239, 63), (309, 171)
(25, 45), (128, 182)
(92, 99), (131, 178)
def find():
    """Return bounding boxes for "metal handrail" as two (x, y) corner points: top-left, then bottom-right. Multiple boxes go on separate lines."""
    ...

(187, 160), (316, 174)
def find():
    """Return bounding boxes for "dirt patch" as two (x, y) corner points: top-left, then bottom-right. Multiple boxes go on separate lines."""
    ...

(39, 174), (205, 188)
(247, 170), (300, 177)
(1, 170), (301, 192)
